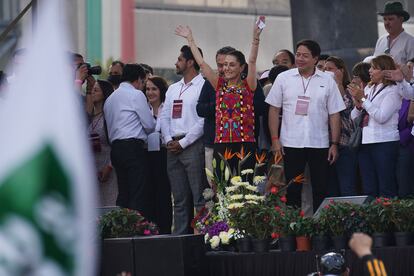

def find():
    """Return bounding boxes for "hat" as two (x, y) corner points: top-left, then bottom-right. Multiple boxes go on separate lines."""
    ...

(320, 252), (346, 275)
(378, 1), (410, 22)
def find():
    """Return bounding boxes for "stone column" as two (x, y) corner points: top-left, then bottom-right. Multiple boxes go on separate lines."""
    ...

(290, 0), (378, 69)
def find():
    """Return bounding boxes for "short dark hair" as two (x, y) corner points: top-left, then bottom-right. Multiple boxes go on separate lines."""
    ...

(277, 49), (295, 65)
(147, 75), (168, 103)
(296, 40), (321, 58)
(318, 54), (329, 61)
(326, 56), (351, 88)
(180, 45), (203, 71)
(112, 60), (125, 68)
(216, 46), (236, 58)
(140, 63), (153, 75)
(121, 63), (146, 83)
(268, 65), (289, 84)
(352, 62), (371, 84)
(72, 52), (84, 61)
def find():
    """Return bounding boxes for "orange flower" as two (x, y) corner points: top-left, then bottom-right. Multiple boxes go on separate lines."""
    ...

(274, 152), (283, 165)
(293, 174), (305, 184)
(223, 148), (236, 160)
(236, 146), (246, 160)
(255, 151), (266, 164)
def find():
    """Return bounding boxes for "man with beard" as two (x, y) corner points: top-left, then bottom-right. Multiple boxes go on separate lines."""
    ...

(160, 45), (206, 234)
(374, 1), (414, 65)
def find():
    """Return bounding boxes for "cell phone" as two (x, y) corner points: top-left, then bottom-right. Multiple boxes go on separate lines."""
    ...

(256, 16), (266, 30)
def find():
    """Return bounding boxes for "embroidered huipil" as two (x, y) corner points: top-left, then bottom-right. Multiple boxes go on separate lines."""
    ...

(215, 77), (255, 143)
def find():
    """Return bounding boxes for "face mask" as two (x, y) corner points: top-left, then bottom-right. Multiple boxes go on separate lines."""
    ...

(107, 74), (122, 85)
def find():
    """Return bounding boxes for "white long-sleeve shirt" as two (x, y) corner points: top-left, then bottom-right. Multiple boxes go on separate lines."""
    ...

(160, 74), (204, 149)
(351, 83), (401, 144)
(104, 82), (155, 143)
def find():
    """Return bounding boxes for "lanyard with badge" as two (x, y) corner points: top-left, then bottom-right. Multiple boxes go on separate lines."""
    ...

(172, 82), (192, 119)
(295, 75), (313, 116)
(361, 84), (388, 128)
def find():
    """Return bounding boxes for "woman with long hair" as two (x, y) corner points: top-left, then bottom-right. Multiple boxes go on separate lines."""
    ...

(350, 55), (401, 197)
(146, 75), (172, 233)
(175, 17), (265, 173)
(88, 79), (117, 206)
(324, 56), (357, 196)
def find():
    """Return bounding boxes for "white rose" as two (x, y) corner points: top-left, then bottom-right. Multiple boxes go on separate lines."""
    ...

(210, 235), (220, 249)
(241, 169), (254, 175)
(202, 188), (214, 200)
(219, 231), (230, 245)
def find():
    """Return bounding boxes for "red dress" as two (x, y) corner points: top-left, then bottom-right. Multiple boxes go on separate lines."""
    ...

(215, 77), (255, 144)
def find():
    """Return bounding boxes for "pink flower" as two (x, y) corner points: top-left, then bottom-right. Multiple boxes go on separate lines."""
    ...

(144, 229), (151, 235)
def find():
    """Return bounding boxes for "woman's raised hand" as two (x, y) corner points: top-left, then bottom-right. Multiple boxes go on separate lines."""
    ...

(254, 16), (266, 37)
(175, 25), (193, 40)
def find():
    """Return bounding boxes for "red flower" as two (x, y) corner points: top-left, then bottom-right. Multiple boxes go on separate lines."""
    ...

(329, 199), (334, 204)
(299, 210), (305, 217)
(274, 206), (281, 212)
(263, 216), (270, 223)
(324, 205), (330, 209)
(280, 196), (287, 203)
(271, 186), (279, 194)
(271, 232), (280, 239)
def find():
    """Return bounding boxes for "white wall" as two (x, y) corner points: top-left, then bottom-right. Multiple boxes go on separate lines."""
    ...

(133, 9), (293, 71)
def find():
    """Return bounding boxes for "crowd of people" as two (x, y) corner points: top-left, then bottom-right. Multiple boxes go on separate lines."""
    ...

(1, 2), (413, 237)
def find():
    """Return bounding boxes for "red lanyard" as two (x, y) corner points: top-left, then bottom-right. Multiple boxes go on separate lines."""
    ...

(179, 82), (192, 98)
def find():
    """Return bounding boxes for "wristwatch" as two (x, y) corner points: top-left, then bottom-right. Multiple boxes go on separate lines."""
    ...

(361, 97), (366, 103)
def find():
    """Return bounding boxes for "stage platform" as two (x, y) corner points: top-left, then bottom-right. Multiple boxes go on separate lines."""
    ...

(100, 235), (414, 276)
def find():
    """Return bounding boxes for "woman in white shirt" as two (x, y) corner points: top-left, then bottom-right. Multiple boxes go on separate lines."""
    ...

(145, 75), (172, 234)
(350, 55), (401, 198)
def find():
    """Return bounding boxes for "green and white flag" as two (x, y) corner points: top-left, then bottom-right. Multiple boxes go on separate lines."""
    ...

(0, 1), (97, 275)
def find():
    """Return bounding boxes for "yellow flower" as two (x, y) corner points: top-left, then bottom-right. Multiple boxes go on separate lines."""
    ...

(230, 194), (244, 200)
(231, 176), (242, 185)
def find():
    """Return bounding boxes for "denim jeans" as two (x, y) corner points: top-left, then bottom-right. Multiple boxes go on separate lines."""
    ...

(396, 145), (414, 198)
(328, 146), (358, 196)
(358, 141), (399, 197)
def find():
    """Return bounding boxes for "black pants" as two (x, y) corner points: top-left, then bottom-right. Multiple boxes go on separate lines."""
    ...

(283, 147), (329, 212)
(148, 147), (172, 234)
(111, 139), (154, 221)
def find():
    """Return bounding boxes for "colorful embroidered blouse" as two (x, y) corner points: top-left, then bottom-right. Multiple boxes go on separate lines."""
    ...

(215, 77), (255, 143)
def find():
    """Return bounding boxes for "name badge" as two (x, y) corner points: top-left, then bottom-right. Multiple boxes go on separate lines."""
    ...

(172, 99), (183, 119)
(295, 96), (310, 116)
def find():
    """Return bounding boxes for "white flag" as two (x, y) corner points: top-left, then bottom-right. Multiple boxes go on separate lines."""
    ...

(0, 1), (97, 275)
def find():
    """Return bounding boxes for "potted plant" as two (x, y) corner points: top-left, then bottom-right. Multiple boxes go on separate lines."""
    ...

(390, 199), (414, 246)
(99, 208), (159, 239)
(291, 211), (313, 251)
(365, 198), (395, 247)
(310, 216), (330, 251)
(242, 203), (274, 252)
(318, 201), (353, 249)
(273, 205), (297, 252)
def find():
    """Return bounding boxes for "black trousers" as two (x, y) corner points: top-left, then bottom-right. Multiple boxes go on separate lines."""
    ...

(111, 139), (154, 221)
(148, 147), (172, 234)
(283, 147), (329, 212)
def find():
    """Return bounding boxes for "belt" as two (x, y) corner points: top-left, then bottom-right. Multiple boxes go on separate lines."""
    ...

(112, 138), (144, 145)
(172, 135), (185, 141)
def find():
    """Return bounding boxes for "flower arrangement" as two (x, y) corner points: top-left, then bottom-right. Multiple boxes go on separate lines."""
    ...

(99, 208), (159, 238)
(365, 197), (394, 233)
(390, 199), (414, 232)
(318, 200), (354, 237)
